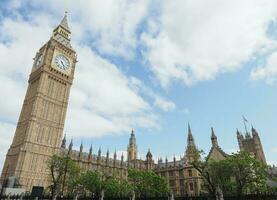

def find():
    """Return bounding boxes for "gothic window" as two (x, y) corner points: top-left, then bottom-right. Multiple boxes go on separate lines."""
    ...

(170, 180), (175, 187)
(179, 170), (184, 177)
(179, 180), (184, 186)
(188, 169), (192, 177)
(189, 182), (194, 191)
(169, 171), (174, 176)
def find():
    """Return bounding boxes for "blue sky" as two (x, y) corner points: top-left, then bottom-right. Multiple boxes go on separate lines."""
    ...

(0, 0), (277, 168)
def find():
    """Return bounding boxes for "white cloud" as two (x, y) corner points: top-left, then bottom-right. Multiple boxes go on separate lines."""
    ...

(142, 0), (277, 87)
(154, 97), (176, 112)
(0, 3), (163, 169)
(250, 52), (277, 84)
(66, 45), (159, 138)
(2, 0), (277, 170)
(0, 122), (16, 171)
(273, 148), (277, 153)
(0, 14), (160, 139)
(129, 77), (176, 112)
(23, 0), (151, 59)
(0, 17), (53, 122)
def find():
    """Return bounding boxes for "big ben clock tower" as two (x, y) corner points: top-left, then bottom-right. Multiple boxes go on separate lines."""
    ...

(0, 13), (77, 190)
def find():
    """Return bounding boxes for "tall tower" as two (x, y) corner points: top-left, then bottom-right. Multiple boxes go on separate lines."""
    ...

(127, 130), (137, 161)
(185, 124), (198, 162)
(0, 13), (77, 190)
(236, 127), (267, 164)
(146, 149), (153, 170)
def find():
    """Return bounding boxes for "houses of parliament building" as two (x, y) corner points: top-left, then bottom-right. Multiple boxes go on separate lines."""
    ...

(0, 14), (267, 196)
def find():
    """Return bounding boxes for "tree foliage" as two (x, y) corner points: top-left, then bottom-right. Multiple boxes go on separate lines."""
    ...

(77, 170), (102, 197)
(47, 155), (80, 198)
(48, 151), (270, 198)
(128, 169), (170, 198)
(227, 151), (268, 196)
(192, 151), (268, 197)
(104, 177), (133, 198)
(76, 170), (133, 198)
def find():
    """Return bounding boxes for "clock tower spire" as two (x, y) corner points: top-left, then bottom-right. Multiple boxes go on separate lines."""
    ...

(0, 14), (77, 190)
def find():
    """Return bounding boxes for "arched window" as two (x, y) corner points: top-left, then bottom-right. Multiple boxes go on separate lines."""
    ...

(188, 169), (192, 177)
(189, 182), (194, 191)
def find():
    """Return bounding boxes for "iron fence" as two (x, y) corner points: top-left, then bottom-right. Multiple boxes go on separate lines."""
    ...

(0, 194), (277, 200)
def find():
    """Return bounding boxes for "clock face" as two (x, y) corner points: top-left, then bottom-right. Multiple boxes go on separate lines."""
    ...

(55, 54), (70, 71)
(34, 54), (43, 68)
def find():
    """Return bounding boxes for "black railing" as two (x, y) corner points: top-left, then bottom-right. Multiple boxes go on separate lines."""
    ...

(0, 194), (277, 200)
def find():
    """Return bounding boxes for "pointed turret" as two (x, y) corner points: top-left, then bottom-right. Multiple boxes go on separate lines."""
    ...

(61, 134), (66, 149)
(69, 139), (73, 152)
(146, 148), (153, 170)
(114, 150), (117, 160)
(106, 149), (109, 157)
(78, 142), (83, 158)
(52, 12), (72, 49)
(236, 128), (241, 138)
(97, 147), (101, 161)
(88, 144), (93, 160)
(146, 148), (153, 160)
(187, 123), (195, 147)
(59, 12), (70, 32)
(158, 157), (163, 165)
(185, 124), (198, 162)
(129, 129), (136, 145)
(106, 149), (110, 163)
(121, 153), (124, 165)
(251, 126), (259, 136)
(127, 129), (138, 161)
(237, 129), (244, 150)
(188, 123), (192, 134)
(80, 142), (83, 152)
(211, 127), (219, 147)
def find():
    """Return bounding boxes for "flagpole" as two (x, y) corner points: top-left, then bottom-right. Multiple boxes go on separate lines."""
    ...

(242, 116), (248, 134)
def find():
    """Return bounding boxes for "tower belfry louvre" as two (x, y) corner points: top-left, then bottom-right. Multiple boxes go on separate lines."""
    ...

(0, 13), (268, 197)
(0, 13), (77, 190)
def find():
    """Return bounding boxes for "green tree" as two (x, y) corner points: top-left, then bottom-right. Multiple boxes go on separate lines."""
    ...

(227, 151), (268, 197)
(48, 155), (80, 199)
(104, 177), (132, 198)
(191, 150), (231, 197)
(128, 169), (169, 198)
(192, 151), (268, 198)
(78, 170), (102, 198)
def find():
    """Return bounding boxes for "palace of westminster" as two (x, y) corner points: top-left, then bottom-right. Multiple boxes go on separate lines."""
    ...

(0, 14), (268, 196)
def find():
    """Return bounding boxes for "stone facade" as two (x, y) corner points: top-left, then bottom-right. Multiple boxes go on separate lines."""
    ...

(237, 127), (267, 164)
(60, 125), (202, 196)
(0, 14), (267, 197)
(0, 14), (77, 190)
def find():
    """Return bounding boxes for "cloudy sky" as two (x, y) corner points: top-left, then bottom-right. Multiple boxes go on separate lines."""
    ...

(0, 0), (277, 169)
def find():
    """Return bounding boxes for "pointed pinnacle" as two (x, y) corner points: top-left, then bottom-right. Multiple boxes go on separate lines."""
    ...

(211, 127), (216, 137)
(188, 122), (191, 133)
(60, 11), (70, 31)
